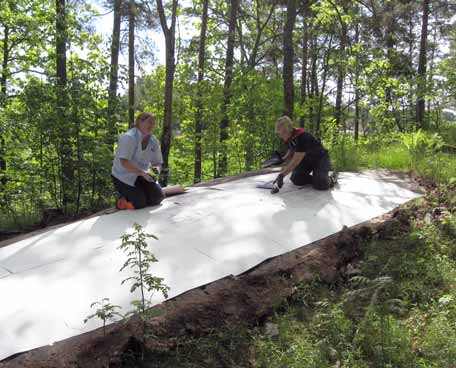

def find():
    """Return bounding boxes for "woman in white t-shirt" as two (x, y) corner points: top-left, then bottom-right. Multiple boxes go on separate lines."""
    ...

(111, 112), (165, 209)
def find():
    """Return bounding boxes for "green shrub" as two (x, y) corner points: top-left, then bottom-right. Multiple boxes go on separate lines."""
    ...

(254, 314), (325, 368)
(354, 312), (415, 368)
(418, 313), (456, 367)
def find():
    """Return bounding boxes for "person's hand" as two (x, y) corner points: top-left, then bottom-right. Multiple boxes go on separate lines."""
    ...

(273, 173), (284, 188)
(271, 173), (284, 194)
(141, 171), (156, 182)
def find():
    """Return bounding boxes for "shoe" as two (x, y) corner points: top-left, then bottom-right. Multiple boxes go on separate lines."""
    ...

(116, 197), (135, 210)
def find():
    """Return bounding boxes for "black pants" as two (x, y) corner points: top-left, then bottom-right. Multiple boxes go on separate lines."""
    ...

(290, 153), (332, 190)
(112, 175), (165, 209)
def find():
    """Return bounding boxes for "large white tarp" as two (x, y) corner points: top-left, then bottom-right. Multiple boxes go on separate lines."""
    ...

(0, 171), (421, 360)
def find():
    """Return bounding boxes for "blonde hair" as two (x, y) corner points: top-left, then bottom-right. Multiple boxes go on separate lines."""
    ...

(275, 115), (294, 133)
(135, 112), (156, 126)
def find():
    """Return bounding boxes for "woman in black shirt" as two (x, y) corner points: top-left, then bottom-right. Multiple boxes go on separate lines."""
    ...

(272, 116), (337, 192)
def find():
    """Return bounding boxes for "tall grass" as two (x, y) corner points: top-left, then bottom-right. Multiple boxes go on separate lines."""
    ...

(329, 131), (456, 183)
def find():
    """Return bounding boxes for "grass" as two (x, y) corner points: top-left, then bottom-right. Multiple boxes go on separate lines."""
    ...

(0, 209), (42, 236)
(329, 132), (456, 184)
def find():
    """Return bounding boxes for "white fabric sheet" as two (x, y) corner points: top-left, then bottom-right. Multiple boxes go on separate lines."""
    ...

(0, 171), (421, 360)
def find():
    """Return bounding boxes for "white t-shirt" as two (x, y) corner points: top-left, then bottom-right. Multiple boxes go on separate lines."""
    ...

(111, 127), (163, 186)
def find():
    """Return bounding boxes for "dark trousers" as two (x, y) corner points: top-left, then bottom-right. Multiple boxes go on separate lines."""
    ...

(290, 153), (332, 190)
(112, 175), (165, 209)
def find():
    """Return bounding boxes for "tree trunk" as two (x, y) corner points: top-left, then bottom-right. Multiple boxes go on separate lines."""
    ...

(309, 34), (318, 133)
(128, 0), (135, 128)
(329, 0), (348, 129)
(283, 0), (296, 119)
(157, 0), (178, 187)
(56, 0), (67, 110)
(0, 24), (8, 204)
(334, 22), (347, 129)
(408, 12), (415, 123)
(107, 0), (122, 145)
(218, 0), (239, 177)
(310, 39), (318, 97)
(427, 26), (437, 118)
(1, 25), (8, 102)
(56, 0), (72, 213)
(243, 0), (276, 170)
(194, 0), (209, 184)
(354, 23), (360, 141)
(247, 0), (275, 69)
(244, 75), (256, 172)
(384, 2), (402, 132)
(73, 86), (82, 214)
(299, 1), (309, 128)
(316, 36), (333, 138)
(416, 0), (429, 129)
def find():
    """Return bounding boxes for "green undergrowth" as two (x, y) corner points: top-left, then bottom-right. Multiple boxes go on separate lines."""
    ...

(329, 131), (456, 185)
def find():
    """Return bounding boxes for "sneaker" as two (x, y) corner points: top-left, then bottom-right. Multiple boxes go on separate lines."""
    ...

(116, 197), (135, 210)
